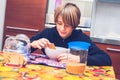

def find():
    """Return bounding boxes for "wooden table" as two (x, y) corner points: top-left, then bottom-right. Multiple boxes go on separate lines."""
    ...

(0, 64), (116, 80)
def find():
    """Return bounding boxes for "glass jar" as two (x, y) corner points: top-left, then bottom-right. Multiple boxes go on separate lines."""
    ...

(3, 34), (30, 58)
(66, 41), (90, 75)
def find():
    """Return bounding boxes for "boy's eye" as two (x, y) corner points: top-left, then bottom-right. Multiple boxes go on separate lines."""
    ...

(56, 22), (70, 27)
(57, 22), (63, 25)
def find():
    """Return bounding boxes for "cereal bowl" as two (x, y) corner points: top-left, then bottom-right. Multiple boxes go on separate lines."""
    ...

(45, 47), (69, 60)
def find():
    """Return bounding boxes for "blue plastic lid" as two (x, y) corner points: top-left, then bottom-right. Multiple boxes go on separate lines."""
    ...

(68, 41), (91, 50)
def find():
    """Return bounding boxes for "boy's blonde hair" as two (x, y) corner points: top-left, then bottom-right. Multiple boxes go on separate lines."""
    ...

(54, 3), (81, 29)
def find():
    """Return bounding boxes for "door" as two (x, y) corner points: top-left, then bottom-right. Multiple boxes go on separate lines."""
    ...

(3, 0), (48, 48)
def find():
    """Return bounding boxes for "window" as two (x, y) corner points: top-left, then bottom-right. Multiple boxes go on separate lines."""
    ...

(46, 0), (93, 28)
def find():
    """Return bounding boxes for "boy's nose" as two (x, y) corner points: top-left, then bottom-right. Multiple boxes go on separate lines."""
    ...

(61, 25), (66, 30)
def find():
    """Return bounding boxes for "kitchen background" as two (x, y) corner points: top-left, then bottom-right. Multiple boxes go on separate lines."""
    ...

(0, 0), (93, 50)
(46, 0), (120, 46)
(1, 0), (120, 50)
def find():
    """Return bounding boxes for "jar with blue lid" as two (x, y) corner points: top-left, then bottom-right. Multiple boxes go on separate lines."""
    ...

(66, 41), (91, 75)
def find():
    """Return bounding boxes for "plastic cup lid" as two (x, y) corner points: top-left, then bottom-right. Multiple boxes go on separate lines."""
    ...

(68, 41), (91, 50)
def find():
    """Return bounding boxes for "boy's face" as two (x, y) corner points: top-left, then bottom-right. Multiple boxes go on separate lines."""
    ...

(56, 15), (73, 39)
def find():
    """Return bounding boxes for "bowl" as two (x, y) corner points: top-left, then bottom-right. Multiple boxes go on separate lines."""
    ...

(45, 47), (69, 60)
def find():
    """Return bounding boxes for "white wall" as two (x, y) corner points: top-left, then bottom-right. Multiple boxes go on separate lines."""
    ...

(0, 0), (6, 51)
(91, 0), (120, 40)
